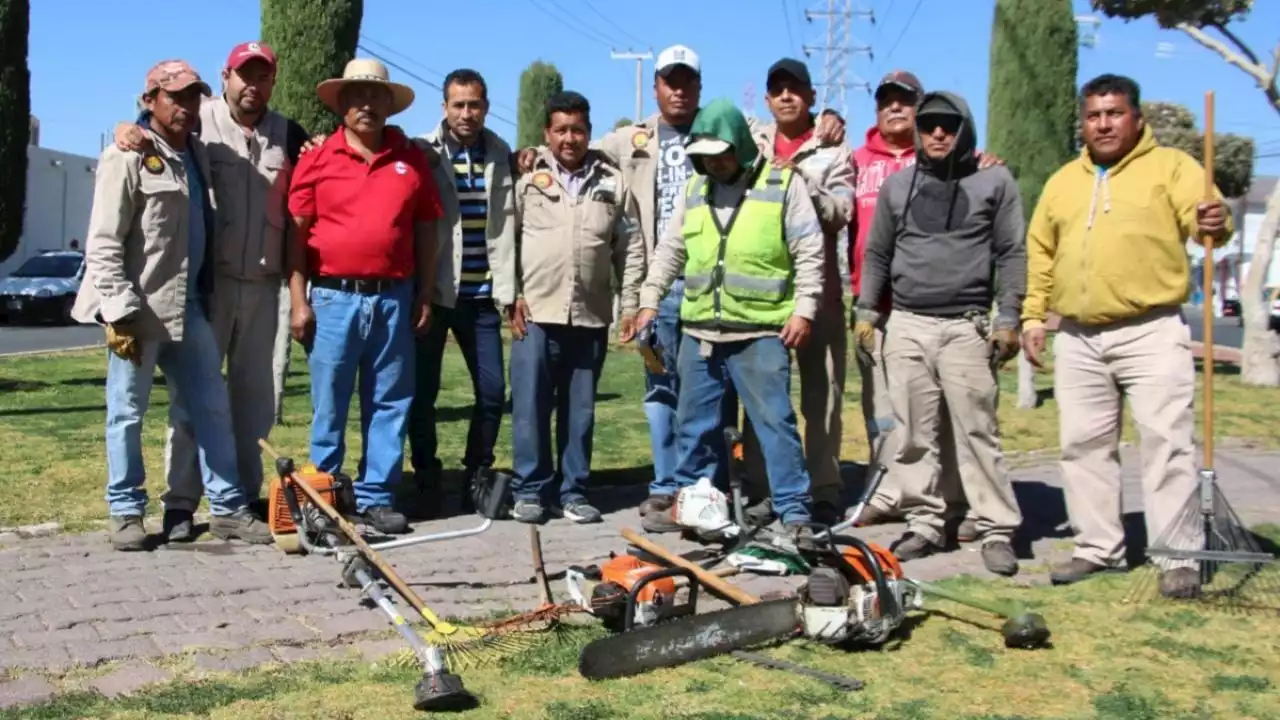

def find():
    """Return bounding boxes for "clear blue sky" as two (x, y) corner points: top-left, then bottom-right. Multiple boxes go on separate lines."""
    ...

(28, 0), (1280, 177)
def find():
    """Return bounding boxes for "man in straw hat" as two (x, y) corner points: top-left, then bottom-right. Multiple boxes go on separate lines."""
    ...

(286, 58), (445, 535)
(73, 59), (272, 550)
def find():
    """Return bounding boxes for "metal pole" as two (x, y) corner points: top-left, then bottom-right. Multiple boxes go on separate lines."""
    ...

(610, 49), (654, 122)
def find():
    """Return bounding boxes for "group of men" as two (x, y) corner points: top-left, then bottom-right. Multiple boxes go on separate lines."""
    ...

(74, 37), (1232, 598)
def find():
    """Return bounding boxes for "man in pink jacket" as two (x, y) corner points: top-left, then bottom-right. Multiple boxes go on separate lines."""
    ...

(849, 71), (978, 538)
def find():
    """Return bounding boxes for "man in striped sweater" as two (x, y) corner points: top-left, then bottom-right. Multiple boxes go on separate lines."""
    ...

(409, 69), (517, 508)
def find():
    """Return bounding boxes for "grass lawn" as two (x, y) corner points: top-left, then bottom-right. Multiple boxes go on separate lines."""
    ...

(1, 333), (1279, 529)
(5, 555), (1280, 719)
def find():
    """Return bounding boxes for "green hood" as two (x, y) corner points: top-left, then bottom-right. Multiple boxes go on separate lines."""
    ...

(687, 97), (759, 176)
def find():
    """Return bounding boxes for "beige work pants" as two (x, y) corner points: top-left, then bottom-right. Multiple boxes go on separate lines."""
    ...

(1054, 309), (1198, 570)
(272, 283), (292, 423)
(163, 276), (282, 510)
(743, 301), (847, 507)
(884, 310), (1022, 545)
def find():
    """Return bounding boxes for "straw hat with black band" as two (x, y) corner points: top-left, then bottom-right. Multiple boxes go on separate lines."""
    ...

(316, 58), (415, 116)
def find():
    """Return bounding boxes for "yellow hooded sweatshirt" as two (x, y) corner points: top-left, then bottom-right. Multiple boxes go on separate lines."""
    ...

(1022, 124), (1233, 329)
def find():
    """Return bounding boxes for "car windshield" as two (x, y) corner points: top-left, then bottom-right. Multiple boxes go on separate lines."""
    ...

(11, 255), (82, 278)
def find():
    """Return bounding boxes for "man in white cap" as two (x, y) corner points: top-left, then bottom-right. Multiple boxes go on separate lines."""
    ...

(286, 58), (445, 535)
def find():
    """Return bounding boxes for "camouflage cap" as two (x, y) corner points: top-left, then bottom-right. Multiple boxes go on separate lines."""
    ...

(143, 59), (212, 97)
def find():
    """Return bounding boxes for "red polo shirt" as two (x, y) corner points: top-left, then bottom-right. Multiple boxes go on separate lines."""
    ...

(288, 126), (443, 279)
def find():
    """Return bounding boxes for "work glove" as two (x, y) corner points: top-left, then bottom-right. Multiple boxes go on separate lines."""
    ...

(851, 308), (879, 368)
(105, 323), (141, 366)
(989, 327), (1021, 369)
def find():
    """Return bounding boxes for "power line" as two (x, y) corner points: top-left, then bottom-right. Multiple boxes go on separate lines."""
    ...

(880, 0), (923, 67)
(357, 45), (517, 128)
(584, 0), (651, 49)
(782, 0), (798, 55)
(523, 0), (617, 48)
(358, 34), (519, 116)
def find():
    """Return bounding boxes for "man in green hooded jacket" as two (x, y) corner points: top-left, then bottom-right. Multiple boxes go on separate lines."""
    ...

(635, 98), (825, 539)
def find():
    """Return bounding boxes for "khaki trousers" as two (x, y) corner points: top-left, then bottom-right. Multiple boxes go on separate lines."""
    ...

(272, 283), (292, 423)
(163, 276), (282, 510)
(744, 301), (847, 507)
(1054, 309), (1198, 570)
(884, 310), (1022, 545)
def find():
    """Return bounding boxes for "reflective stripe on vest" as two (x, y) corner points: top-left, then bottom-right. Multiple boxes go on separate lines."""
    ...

(679, 164), (794, 331)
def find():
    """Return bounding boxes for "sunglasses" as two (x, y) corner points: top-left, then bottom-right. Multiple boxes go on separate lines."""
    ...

(918, 115), (961, 135)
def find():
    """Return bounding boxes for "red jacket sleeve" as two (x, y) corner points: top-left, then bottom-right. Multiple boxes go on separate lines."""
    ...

(288, 148), (320, 218)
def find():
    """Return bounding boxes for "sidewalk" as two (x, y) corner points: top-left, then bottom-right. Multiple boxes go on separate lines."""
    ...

(2, 446), (1278, 709)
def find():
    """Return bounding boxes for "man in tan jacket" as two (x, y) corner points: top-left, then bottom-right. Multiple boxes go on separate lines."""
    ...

(75, 60), (271, 551)
(506, 91), (646, 525)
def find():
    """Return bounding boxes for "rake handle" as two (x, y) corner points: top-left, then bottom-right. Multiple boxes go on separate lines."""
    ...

(258, 439), (433, 618)
(621, 528), (760, 606)
(1201, 90), (1216, 469)
(529, 525), (554, 606)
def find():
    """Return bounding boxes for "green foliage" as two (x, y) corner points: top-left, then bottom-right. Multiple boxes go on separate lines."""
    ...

(260, 0), (363, 137)
(517, 61), (564, 149)
(0, 0), (30, 264)
(613, 117), (634, 130)
(1090, 0), (1253, 28)
(987, 0), (1079, 215)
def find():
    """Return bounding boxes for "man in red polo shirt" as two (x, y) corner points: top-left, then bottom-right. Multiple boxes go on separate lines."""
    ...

(287, 59), (443, 535)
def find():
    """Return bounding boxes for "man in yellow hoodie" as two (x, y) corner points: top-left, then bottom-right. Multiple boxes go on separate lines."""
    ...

(1021, 74), (1232, 598)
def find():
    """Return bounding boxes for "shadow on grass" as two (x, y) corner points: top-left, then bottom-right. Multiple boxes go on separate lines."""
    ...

(0, 378), (51, 392)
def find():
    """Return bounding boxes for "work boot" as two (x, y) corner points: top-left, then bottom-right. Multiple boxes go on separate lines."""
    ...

(109, 515), (146, 552)
(784, 522), (817, 551)
(890, 532), (942, 561)
(163, 509), (195, 543)
(209, 507), (272, 544)
(981, 540), (1019, 577)
(562, 500), (602, 524)
(511, 499), (544, 524)
(812, 500), (842, 530)
(247, 498), (269, 522)
(638, 494), (673, 517)
(956, 517), (979, 544)
(640, 496), (683, 534)
(743, 497), (776, 527)
(1049, 558), (1118, 586)
(362, 506), (410, 535)
(1159, 567), (1202, 599)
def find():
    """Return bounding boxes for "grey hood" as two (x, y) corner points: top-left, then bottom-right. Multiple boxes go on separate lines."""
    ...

(913, 91), (978, 181)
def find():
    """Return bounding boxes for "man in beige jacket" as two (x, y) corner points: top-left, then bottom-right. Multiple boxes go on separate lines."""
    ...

(76, 59), (271, 551)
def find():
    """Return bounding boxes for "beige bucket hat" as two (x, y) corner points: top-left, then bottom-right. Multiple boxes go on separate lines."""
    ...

(317, 58), (415, 116)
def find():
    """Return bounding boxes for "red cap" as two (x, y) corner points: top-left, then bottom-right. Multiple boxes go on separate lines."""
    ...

(226, 41), (277, 71)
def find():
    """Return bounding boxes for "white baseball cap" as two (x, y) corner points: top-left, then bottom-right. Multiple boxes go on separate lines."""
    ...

(686, 137), (731, 156)
(656, 44), (701, 77)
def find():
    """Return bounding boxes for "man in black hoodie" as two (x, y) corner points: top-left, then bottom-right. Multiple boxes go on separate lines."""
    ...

(853, 91), (1025, 576)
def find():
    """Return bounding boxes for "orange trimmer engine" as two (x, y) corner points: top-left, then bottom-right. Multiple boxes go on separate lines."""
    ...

(800, 535), (921, 646)
(564, 554), (699, 632)
(267, 463), (357, 554)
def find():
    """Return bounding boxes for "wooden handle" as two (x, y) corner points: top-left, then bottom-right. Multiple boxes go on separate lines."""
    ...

(620, 528), (760, 606)
(1201, 91), (1216, 467)
(529, 525), (554, 606)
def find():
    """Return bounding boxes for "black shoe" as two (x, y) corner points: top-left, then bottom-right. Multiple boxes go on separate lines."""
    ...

(209, 507), (272, 544)
(743, 497), (776, 527)
(812, 501), (842, 529)
(890, 532), (942, 561)
(247, 498), (269, 523)
(638, 494), (673, 517)
(1049, 558), (1119, 586)
(362, 505), (410, 535)
(163, 509), (196, 543)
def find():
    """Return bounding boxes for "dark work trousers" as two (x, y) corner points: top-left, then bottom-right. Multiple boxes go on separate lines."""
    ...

(408, 299), (506, 484)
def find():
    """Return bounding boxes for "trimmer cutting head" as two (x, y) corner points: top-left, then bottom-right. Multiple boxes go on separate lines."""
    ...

(414, 670), (478, 712)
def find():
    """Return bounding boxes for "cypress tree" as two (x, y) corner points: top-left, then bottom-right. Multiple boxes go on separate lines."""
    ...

(517, 61), (564, 150)
(260, 0), (363, 137)
(986, 0), (1079, 215)
(0, 0), (30, 264)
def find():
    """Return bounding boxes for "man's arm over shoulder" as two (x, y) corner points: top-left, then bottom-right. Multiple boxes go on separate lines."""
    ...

(796, 144), (854, 235)
(84, 146), (143, 323)
(989, 166), (1027, 330)
(612, 176), (646, 316)
(783, 172), (826, 321)
(855, 171), (903, 315)
(1168, 148), (1235, 247)
(1022, 171), (1061, 330)
(639, 185), (688, 310)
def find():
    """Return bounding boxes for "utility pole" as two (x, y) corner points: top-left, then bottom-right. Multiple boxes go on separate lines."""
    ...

(742, 81), (757, 121)
(610, 48), (653, 122)
(802, 0), (874, 118)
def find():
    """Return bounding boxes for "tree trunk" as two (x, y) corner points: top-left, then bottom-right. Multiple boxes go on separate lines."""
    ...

(1239, 181), (1280, 386)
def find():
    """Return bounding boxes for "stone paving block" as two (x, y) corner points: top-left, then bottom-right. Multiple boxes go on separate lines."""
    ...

(11, 624), (100, 648)
(92, 617), (175, 641)
(354, 638), (404, 662)
(125, 598), (197, 621)
(192, 647), (275, 673)
(270, 645), (341, 664)
(309, 611), (389, 641)
(0, 675), (58, 709)
(150, 629), (253, 654)
(88, 659), (173, 698)
(43, 603), (139, 630)
(0, 646), (73, 673)
(67, 636), (164, 667)
(0, 615), (45, 636)
(239, 618), (318, 644)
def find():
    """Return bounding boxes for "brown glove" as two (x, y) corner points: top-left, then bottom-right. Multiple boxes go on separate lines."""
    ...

(852, 315), (877, 368)
(106, 323), (141, 365)
(990, 327), (1021, 368)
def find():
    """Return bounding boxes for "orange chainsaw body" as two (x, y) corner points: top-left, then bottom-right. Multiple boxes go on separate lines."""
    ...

(267, 464), (338, 540)
(839, 542), (906, 584)
(600, 554), (678, 603)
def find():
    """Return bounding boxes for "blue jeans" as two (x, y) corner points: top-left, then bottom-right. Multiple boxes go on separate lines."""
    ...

(408, 299), (506, 479)
(645, 279), (736, 495)
(670, 333), (812, 524)
(510, 321), (607, 507)
(104, 305), (247, 517)
(305, 282), (414, 512)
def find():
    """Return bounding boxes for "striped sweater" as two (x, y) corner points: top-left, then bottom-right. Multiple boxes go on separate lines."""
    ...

(452, 141), (491, 300)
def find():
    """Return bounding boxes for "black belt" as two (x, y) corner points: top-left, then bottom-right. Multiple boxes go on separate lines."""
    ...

(311, 276), (403, 294)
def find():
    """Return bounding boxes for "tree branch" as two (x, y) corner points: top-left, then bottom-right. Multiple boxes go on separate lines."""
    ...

(1213, 22), (1262, 67)
(1177, 23), (1280, 112)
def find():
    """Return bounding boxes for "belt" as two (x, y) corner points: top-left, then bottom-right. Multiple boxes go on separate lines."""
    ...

(311, 276), (403, 294)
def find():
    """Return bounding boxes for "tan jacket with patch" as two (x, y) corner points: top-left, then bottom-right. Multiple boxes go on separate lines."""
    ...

(514, 148), (646, 328)
(73, 129), (217, 342)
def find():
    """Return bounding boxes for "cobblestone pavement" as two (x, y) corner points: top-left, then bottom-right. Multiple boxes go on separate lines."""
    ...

(1, 446), (1277, 709)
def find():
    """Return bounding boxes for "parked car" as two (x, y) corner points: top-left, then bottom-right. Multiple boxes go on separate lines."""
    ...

(0, 250), (86, 325)
(1223, 297), (1242, 326)
(1268, 288), (1280, 333)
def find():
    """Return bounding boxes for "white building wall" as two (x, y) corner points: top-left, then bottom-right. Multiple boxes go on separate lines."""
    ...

(0, 145), (99, 279)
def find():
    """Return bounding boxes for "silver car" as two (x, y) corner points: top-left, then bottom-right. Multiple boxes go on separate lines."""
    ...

(0, 250), (86, 325)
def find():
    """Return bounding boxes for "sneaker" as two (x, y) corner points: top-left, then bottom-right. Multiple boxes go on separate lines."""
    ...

(1159, 566), (1202, 599)
(1049, 557), (1119, 586)
(956, 517), (979, 544)
(209, 507), (272, 544)
(163, 509), (195, 543)
(981, 540), (1019, 576)
(890, 532), (942, 561)
(562, 501), (602, 524)
(638, 495), (673, 517)
(511, 499), (544, 524)
(362, 505), (410, 535)
(109, 515), (147, 551)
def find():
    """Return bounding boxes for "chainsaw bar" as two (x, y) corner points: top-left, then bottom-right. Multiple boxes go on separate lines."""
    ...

(730, 650), (864, 692)
(578, 598), (800, 680)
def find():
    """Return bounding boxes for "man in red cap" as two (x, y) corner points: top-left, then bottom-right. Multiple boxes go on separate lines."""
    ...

(112, 42), (310, 541)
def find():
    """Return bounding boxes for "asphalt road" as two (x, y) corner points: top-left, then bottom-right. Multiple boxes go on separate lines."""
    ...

(0, 324), (103, 356)
(1183, 305), (1245, 348)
